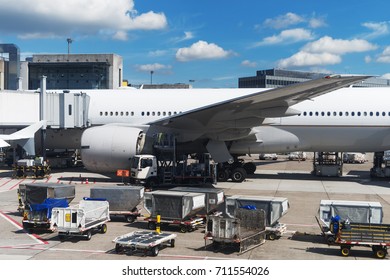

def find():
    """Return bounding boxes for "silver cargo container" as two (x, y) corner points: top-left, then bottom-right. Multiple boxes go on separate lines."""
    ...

(225, 195), (289, 226)
(90, 185), (144, 211)
(20, 183), (76, 206)
(169, 186), (224, 215)
(144, 190), (205, 220)
(90, 185), (144, 222)
(319, 199), (383, 228)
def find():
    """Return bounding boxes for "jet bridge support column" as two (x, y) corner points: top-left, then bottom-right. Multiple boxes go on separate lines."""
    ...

(40, 76), (47, 160)
(313, 152), (343, 177)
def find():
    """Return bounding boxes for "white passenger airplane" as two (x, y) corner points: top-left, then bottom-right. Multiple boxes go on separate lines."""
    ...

(2, 75), (389, 182)
(79, 75), (387, 177)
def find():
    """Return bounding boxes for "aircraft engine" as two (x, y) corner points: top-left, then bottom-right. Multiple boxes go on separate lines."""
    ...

(80, 125), (146, 172)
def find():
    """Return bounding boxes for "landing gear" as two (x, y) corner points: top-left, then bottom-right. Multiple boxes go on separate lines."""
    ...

(217, 159), (249, 183)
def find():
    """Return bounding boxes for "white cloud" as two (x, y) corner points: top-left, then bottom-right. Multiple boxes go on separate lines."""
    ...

(0, 0), (167, 39)
(254, 28), (314, 46)
(309, 15), (327, 29)
(302, 36), (378, 55)
(148, 50), (168, 57)
(176, 40), (233, 62)
(277, 51), (341, 68)
(377, 46), (390, 63)
(362, 21), (389, 39)
(136, 63), (172, 72)
(263, 13), (304, 29)
(241, 60), (257, 67)
(277, 36), (377, 68)
(112, 31), (128, 41)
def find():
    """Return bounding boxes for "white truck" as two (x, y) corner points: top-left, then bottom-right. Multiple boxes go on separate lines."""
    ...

(51, 198), (110, 240)
(130, 154), (216, 188)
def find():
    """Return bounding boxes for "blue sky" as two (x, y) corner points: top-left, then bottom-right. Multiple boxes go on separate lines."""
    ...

(1, 0), (390, 88)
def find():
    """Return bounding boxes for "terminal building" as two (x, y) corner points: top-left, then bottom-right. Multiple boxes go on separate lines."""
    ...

(0, 44), (123, 90)
(238, 68), (390, 88)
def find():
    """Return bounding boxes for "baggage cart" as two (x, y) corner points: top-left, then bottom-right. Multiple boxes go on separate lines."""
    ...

(51, 198), (110, 240)
(204, 208), (266, 254)
(90, 185), (144, 223)
(113, 231), (177, 256)
(145, 216), (204, 233)
(321, 217), (390, 258)
(225, 195), (289, 240)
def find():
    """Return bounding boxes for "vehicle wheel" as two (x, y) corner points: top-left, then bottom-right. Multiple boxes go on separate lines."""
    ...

(374, 247), (387, 259)
(58, 234), (65, 241)
(85, 230), (92, 240)
(243, 162), (256, 175)
(340, 246), (350, 257)
(100, 224), (107, 234)
(179, 225), (187, 233)
(151, 246), (159, 256)
(125, 215), (136, 223)
(146, 177), (158, 189)
(148, 221), (156, 230)
(267, 233), (277, 241)
(217, 169), (229, 182)
(230, 167), (247, 182)
(170, 239), (175, 248)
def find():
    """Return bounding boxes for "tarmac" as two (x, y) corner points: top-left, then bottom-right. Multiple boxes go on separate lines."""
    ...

(1, 153), (390, 260)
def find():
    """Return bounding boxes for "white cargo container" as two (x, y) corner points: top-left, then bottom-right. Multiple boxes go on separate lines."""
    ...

(225, 195), (289, 239)
(51, 198), (110, 240)
(90, 185), (144, 222)
(319, 199), (383, 228)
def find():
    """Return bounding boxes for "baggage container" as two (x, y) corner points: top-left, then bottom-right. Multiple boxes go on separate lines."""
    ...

(90, 185), (144, 222)
(319, 199), (383, 229)
(225, 195), (289, 226)
(19, 183), (75, 206)
(51, 198), (110, 240)
(225, 195), (289, 240)
(144, 190), (206, 232)
(22, 198), (69, 232)
(144, 190), (205, 220)
(205, 208), (266, 254)
(169, 186), (224, 215)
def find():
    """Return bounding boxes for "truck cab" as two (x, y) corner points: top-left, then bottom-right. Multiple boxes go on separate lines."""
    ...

(130, 155), (158, 185)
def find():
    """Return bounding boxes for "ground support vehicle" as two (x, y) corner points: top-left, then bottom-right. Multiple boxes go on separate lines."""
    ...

(12, 158), (50, 179)
(318, 217), (390, 259)
(90, 185), (144, 223)
(318, 199), (383, 241)
(22, 198), (68, 233)
(51, 198), (110, 240)
(145, 216), (204, 233)
(204, 208), (266, 254)
(313, 152), (343, 177)
(370, 151), (390, 177)
(225, 195), (289, 240)
(113, 231), (177, 256)
(130, 152), (216, 188)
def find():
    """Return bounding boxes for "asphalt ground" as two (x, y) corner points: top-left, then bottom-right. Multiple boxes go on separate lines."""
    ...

(1, 153), (390, 261)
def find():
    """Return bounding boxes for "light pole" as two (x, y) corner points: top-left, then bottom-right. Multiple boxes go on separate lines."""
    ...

(150, 70), (154, 85)
(67, 38), (73, 54)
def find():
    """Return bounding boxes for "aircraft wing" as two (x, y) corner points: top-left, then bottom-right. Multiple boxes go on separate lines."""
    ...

(0, 120), (46, 149)
(148, 75), (370, 131)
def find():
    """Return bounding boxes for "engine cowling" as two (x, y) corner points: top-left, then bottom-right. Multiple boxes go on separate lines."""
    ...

(80, 125), (146, 172)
